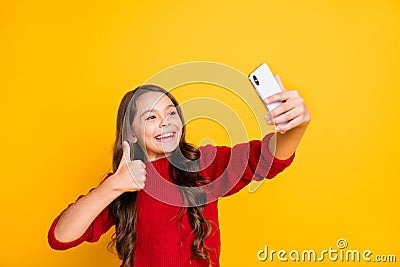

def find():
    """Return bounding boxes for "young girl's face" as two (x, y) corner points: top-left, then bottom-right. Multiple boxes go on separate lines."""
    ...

(131, 91), (183, 162)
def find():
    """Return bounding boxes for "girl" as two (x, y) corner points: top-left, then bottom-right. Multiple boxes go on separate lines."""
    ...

(48, 78), (310, 267)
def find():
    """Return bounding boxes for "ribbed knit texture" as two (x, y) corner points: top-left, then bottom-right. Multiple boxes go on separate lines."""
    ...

(48, 132), (295, 266)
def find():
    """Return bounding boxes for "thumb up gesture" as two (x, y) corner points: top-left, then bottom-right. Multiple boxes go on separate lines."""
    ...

(114, 141), (147, 192)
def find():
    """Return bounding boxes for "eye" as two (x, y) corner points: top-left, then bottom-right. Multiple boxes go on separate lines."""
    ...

(168, 110), (177, 116)
(145, 115), (156, 120)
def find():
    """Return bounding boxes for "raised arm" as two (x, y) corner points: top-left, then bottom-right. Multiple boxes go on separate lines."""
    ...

(264, 74), (311, 160)
(50, 174), (121, 246)
(198, 132), (295, 198)
(48, 141), (146, 249)
(197, 74), (309, 198)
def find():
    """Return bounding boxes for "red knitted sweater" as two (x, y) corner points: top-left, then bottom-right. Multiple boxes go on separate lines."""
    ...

(48, 132), (295, 266)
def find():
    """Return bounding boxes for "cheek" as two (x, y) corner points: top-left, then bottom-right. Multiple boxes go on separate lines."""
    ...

(176, 119), (183, 135)
(177, 123), (184, 138)
(133, 119), (153, 142)
(173, 117), (183, 129)
(144, 122), (157, 139)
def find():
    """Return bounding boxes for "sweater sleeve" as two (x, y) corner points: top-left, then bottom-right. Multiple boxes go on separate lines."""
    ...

(47, 173), (115, 250)
(198, 132), (295, 198)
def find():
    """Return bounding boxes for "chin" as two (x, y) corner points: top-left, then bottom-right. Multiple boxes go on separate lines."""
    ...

(161, 143), (179, 154)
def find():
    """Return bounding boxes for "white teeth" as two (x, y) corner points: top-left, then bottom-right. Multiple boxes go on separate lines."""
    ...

(156, 132), (174, 139)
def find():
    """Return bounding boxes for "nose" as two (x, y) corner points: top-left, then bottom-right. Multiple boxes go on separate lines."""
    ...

(160, 117), (171, 128)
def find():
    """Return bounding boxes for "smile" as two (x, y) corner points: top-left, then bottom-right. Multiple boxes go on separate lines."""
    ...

(154, 131), (176, 142)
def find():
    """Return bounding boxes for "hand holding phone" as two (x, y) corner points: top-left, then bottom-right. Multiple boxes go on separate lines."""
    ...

(248, 63), (287, 127)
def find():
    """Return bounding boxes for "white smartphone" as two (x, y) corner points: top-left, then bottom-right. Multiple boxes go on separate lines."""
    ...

(248, 63), (287, 127)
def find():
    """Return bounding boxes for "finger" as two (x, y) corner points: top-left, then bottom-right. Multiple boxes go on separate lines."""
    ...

(270, 106), (301, 126)
(267, 96), (301, 118)
(274, 74), (286, 91)
(265, 90), (295, 105)
(275, 116), (303, 133)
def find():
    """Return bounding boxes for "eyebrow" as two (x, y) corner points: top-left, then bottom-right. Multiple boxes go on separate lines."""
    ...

(140, 104), (176, 118)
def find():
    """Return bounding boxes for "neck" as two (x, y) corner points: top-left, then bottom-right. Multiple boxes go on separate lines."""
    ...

(145, 152), (172, 162)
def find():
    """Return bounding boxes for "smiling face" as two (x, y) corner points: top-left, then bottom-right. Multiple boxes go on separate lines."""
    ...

(131, 91), (183, 162)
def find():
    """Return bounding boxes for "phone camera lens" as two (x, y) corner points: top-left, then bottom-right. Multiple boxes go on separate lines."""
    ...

(253, 75), (259, 86)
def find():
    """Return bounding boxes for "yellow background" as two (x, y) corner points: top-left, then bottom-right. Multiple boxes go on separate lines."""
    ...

(1, 0), (399, 266)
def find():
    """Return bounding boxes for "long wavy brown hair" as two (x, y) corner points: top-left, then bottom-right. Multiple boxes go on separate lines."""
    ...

(108, 84), (213, 267)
